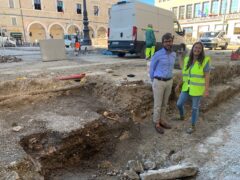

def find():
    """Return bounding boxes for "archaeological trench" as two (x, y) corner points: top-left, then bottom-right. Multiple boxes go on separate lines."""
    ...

(0, 60), (240, 179)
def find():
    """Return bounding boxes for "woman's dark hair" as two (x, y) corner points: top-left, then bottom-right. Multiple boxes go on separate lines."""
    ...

(186, 41), (205, 70)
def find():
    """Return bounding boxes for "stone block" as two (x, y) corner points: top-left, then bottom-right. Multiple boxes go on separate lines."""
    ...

(140, 163), (198, 180)
(39, 39), (66, 62)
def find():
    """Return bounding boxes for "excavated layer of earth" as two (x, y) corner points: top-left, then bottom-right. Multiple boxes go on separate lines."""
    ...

(0, 61), (240, 179)
(0, 55), (22, 63)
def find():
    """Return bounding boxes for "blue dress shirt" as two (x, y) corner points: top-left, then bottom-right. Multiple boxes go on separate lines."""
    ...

(149, 48), (176, 81)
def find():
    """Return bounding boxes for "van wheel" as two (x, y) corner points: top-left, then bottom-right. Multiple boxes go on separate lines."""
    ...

(213, 44), (217, 50)
(139, 46), (146, 59)
(221, 43), (228, 50)
(117, 52), (126, 57)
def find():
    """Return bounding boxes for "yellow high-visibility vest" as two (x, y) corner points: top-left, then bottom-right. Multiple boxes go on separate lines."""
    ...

(181, 56), (210, 96)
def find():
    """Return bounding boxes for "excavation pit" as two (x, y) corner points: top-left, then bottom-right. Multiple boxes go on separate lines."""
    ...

(0, 78), (149, 179)
(0, 60), (240, 179)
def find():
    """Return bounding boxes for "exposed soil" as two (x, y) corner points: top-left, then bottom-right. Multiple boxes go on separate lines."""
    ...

(0, 58), (240, 180)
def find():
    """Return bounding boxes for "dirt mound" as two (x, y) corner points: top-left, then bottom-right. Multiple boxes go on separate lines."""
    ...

(0, 78), (82, 109)
(0, 55), (22, 63)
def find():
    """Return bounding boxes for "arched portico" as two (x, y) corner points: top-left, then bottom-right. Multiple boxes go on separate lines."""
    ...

(27, 22), (47, 43)
(67, 24), (81, 35)
(88, 26), (95, 39)
(48, 23), (65, 39)
(97, 27), (107, 38)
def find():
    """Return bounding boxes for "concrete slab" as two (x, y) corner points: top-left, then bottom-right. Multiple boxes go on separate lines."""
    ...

(39, 39), (66, 62)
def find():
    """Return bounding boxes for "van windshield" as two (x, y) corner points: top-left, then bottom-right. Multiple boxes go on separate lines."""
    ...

(201, 32), (219, 38)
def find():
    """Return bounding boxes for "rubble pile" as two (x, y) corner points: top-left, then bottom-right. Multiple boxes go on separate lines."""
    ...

(0, 55), (22, 63)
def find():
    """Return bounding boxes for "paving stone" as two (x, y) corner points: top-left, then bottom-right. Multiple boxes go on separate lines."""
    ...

(140, 163), (198, 180)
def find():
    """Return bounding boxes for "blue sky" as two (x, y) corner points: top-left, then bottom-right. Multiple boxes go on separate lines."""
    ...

(138, 0), (155, 5)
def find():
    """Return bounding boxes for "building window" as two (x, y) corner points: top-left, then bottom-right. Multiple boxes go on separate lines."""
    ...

(34, 0), (41, 10)
(215, 24), (227, 31)
(179, 6), (185, 19)
(220, 0), (227, 14)
(183, 27), (193, 34)
(234, 23), (240, 34)
(94, 6), (99, 16)
(202, 1), (209, 17)
(11, 17), (17, 26)
(172, 7), (178, 17)
(57, 0), (63, 12)
(194, 3), (201, 18)
(186, 5), (192, 19)
(9, 0), (14, 8)
(230, 0), (239, 13)
(211, 0), (219, 15)
(76, 3), (82, 14)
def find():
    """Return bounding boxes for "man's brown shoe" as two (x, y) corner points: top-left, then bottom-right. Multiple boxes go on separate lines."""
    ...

(160, 121), (172, 129)
(155, 124), (164, 134)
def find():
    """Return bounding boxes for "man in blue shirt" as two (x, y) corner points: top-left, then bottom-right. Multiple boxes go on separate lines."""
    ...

(149, 33), (176, 134)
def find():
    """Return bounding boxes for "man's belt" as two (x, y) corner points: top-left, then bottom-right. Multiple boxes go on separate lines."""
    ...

(154, 77), (172, 81)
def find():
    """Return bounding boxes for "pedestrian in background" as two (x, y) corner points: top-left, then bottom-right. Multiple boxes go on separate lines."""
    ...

(74, 36), (81, 56)
(149, 33), (176, 134)
(145, 24), (156, 60)
(175, 41), (211, 134)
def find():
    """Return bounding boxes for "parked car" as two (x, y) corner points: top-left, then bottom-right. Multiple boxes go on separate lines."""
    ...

(64, 34), (83, 48)
(64, 34), (75, 48)
(200, 31), (229, 50)
(0, 35), (16, 47)
(5, 37), (17, 47)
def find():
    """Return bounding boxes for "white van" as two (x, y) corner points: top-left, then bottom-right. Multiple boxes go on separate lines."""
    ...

(0, 31), (16, 47)
(108, 0), (186, 57)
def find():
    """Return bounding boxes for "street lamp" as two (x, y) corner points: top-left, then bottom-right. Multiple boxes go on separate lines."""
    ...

(19, 0), (27, 42)
(82, 0), (92, 45)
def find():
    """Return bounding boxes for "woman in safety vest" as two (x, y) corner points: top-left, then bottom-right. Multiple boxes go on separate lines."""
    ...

(175, 42), (211, 134)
